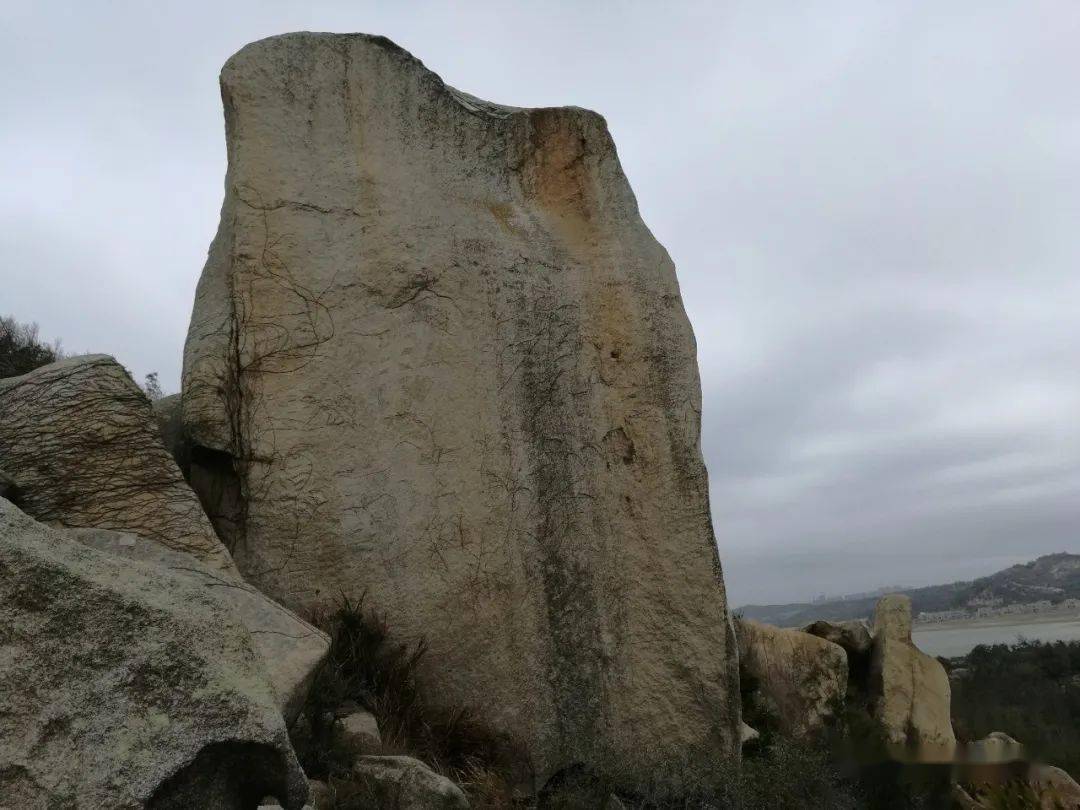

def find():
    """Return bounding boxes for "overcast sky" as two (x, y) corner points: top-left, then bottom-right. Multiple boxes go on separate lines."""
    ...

(3, 2), (1078, 605)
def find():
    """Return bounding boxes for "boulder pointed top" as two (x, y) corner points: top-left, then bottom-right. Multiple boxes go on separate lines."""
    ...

(874, 594), (913, 642)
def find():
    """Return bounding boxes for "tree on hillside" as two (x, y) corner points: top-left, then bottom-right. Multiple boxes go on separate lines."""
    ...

(142, 372), (164, 402)
(0, 316), (62, 379)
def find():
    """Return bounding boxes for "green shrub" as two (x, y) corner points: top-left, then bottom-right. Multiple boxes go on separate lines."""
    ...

(0, 315), (61, 379)
(952, 640), (1080, 779)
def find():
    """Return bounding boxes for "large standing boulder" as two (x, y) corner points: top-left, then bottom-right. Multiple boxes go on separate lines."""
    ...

(181, 32), (739, 785)
(0, 354), (233, 572)
(0, 498), (308, 809)
(869, 595), (956, 757)
(735, 618), (848, 737)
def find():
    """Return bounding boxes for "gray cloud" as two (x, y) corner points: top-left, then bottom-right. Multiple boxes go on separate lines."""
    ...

(3, 1), (1078, 605)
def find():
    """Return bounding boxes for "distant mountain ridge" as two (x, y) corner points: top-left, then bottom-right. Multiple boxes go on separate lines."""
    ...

(738, 553), (1080, 627)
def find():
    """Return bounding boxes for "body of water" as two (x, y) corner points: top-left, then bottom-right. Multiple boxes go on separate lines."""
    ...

(913, 615), (1080, 657)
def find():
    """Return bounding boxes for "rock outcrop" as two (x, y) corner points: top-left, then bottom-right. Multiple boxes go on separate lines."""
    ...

(0, 498), (308, 809)
(869, 595), (956, 757)
(182, 32), (739, 784)
(735, 618), (848, 737)
(0, 355), (232, 572)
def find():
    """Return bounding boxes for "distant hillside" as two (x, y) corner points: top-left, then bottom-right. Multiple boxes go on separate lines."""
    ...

(738, 553), (1080, 627)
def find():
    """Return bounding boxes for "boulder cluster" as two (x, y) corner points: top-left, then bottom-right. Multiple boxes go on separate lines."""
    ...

(737, 598), (1080, 807)
(1, 31), (738, 809)
(0, 357), (323, 808)
(4, 29), (1078, 810)
(736, 595), (955, 756)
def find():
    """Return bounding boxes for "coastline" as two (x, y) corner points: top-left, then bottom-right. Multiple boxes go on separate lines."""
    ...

(914, 607), (1080, 633)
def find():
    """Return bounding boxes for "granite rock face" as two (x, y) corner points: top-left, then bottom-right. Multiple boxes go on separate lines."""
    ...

(0, 354), (328, 720)
(869, 595), (956, 757)
(182, 32), (739, 784)
(0, 498), (307, 809)
(735, 618), (848, 738)
(0, 355), (233, 572)
(71, 526), (328, 722)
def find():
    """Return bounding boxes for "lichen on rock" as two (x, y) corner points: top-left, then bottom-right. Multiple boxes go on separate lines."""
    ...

(0, 498), (308, 809)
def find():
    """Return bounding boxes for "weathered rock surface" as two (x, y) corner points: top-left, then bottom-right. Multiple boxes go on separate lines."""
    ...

(70, 525), (328, 722)
(0, 498), (307, 809)
(0, 354), (327, 719)
(351, 756), (469, 810)
(801, 619), (873, 660)
(1030, 765), (1080, 809)
(0, 354), (233, 572)
(335, 708), (382, 756)
(735, 618), (847, 737)
(182, 31), (739, 783)
(869, 595), (956, 757)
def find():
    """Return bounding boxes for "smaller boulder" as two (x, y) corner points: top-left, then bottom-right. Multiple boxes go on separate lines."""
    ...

(735, 618), (848, 738)
(0, 354), (234, 572)
(335, 708), (383, 755)
(967, 732), (1024, 764)
(869, 595), (955, 758)
(351, 756), (469, 809)
(802, 619), (873, 659)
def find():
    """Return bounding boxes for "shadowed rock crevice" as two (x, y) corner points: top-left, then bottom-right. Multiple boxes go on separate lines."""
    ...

(188, 442), (247, 554)
(147, 742), (296, 810)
